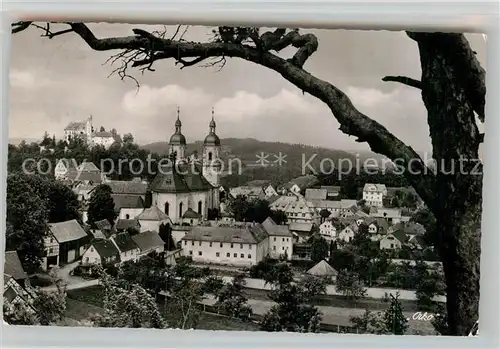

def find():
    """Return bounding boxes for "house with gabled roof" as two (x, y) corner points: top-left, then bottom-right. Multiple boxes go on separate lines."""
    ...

(91, 219), (116, 239)
(54, 158), (78, 181)
(136, 206), (172, 233)
(4, 251), (28, 284)
(131, 231), (165, 258)
(115, 219), (141, 233)
(262, 217), (293, 260)
(81, 239), (121, 266)
(338, 223), (359, 243)
(318, 218), (338, 242)
(112, 194), (145, 220)
(379, 229), (409, 250)
(111, 232), (140, 263)
(45, 219), (89, 268)
(182, 208), (202, 226)
(289, 222), (314, 243)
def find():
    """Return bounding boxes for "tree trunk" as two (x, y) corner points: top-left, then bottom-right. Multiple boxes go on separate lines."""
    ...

(413, 33), (483, 336)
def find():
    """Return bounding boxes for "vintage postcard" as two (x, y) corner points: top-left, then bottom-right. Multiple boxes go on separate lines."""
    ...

(5, 22), (485, 337)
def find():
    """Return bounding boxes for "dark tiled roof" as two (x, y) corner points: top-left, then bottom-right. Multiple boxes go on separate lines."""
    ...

(131, 231), (165, 252)
(95, 219), (112, 231)
(262, 217), (293, 237)
(149, 163), (214, 193)
(64, 121), (86, 131)
(289, 222), (314, 232)
(92, 239), (121, 260)
(115, 219), (141, 231)
(49, 219), (88, 243)
(136, 206), (170, 221)
(111, 195), (144, 211)
(105, 180), (148, 195)
(74, 171), (102, 184)
(392, 230), (409, 243)
(182, 208), (201, 219)
(112, 232), (139, 252)
(4, 251), (27, 280)
(93, 131), (113, 138)
(182, 224), (268, 244)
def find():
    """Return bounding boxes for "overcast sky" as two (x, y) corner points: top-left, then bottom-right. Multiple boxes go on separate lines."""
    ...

(9, 23), (487, 152)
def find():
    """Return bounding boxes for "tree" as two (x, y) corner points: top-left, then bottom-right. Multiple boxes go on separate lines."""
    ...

(100, 126), (106, 132)
(297, 274), (328, 300)
(383, 292), (409, 335)
(270, 209), (287, 225)
(349, 309), (387, 335)
(309, 235), (329, 263)
(319, 209), (330, 222)
(6, 173), (49, 272)
(260, 262), (322, 333)
(227, 195), (250, 222)
(11, 23), (485, 335)
(92, 269), (167, 328)
(46, 181), (82, 224)
(159, 223), (176, 251)
(123, 133), (134, 144)
(335, 269), (367, 301)
(87, 184), (117, 227)
(215, 274), (253, 321)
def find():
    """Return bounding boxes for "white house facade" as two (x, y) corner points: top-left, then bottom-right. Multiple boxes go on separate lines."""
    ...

(362, 183), (387, 207)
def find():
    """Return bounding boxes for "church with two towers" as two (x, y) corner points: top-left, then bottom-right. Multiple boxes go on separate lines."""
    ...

(148, 108), (222, 224)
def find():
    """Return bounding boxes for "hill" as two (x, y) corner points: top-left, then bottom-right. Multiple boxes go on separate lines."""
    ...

(142, 138), (358, 188)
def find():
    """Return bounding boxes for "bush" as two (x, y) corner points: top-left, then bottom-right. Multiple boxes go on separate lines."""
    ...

(248, 257), (279, 279)
(29, 275), (54, 287)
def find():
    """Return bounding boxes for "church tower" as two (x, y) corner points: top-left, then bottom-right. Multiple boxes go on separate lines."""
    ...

(168, 107), (187, 162)
(202, 108), (221, 188)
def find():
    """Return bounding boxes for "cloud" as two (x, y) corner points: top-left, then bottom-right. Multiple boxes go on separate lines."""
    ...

(214, 89), (322, 122)
(122, 84), (213, 117)
(9, 68), (54, 89)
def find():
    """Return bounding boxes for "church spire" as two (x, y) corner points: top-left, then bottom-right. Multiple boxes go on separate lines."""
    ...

(209, 107), (216, 132)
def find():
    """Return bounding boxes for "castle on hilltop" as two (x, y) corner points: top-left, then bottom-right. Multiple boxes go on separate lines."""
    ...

(64, 116), (121, 149)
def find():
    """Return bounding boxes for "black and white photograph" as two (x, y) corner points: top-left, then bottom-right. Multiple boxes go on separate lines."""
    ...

(5, 21), (485, 337)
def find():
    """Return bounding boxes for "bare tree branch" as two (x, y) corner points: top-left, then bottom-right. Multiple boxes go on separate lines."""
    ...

(382, 76), (422, 89)
(14, 22), (437, 204)
(11, 21), (33, 34)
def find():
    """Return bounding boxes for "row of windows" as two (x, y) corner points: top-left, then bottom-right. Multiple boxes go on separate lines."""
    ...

(273, 246), (288, 251)
(185, 240), (253, 249)
(163, 201), (204, 218)
(189, 250), (252, 259)
(272, 237), (290, 242)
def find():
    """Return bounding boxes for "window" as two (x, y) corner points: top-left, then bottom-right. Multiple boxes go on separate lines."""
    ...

(90, 247), (94, 252)
(184, 241), (187, 245)
(209, 242), (213, 247)
(199, 241), (202, 246)
(282, 246), (285, 250)
(390, 243), (394, 248)
(273, 246), (276, 250)
(240, 254), (244, 258)
(249, 245), (252, 249)
(191, 241), (194, 246)
(84, 257), (89, 263)
(248, 254), (251, 259)
(190, 219), (193, 224)
(198, 251), (202, 256)
(216, 252), (220, 257)
(189, 251), (193, 255)
(226, 253), (230, 257)
(164, 202), (170, 216)
(230, 243), (234, 248)
(240, 244), (243, 249)
(273, 237), (276, 242)
(179, 202), (183, 218)
(125, 214), (130, 219)
(198, 201), (202, 214)
(220, 242), (223, 248)
(49, 248), (53, 254)
(282, 238), (285, 242)
(233, 253), (237, 258)
(208, 152), (213, 161)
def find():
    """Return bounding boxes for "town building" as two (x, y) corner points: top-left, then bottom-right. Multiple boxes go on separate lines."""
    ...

(44, 219), (89, 269)
(111, 232), (140, 263)
(181, 223), (269, 267)
(81, 239), (121, 266)
(131, 231), (166, 258)
(63, 116), (121, 149)
(262, 217), (293, 260)
(362, 183), (387, 207)
(136, 206), (172, 233)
